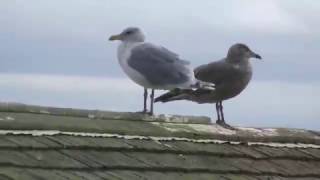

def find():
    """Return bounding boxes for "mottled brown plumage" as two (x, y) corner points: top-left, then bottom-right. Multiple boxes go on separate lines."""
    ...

(155, 43), (261, 128)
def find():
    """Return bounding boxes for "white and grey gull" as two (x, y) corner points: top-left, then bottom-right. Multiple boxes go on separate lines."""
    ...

(109, 27), (213, 115)
(155, 43), (262, 129)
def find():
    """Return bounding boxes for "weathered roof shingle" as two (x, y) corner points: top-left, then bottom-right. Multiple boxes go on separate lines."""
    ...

(0, 102), (319, 180)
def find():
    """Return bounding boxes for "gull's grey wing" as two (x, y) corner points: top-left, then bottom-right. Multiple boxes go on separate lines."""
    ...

(194, 59), (237, 86)
(128, 43), (191, 86)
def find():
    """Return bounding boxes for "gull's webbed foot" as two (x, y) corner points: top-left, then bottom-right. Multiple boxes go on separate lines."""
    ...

(216, 120), (236, 130)
(146, 111), (154, 116)
(136, 110), (149, 114)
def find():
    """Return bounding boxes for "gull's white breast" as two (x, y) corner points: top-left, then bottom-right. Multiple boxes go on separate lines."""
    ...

(117, 42), (153, 88)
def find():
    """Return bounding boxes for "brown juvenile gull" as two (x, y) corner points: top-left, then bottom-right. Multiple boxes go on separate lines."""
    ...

(109, 27), (213, 115)
(155, 43), (261, 128)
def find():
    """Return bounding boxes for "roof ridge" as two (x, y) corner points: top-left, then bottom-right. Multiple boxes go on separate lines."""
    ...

(1, 102), (319, 145)
(0, 102), (210, 124)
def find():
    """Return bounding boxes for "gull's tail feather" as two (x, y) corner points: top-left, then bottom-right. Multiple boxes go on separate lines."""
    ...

(155, 88), (213, 103)
(154, 89), (192, 103)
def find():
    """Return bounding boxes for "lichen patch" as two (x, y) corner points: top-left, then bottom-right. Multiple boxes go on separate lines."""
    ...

(0, 130), (319, 149)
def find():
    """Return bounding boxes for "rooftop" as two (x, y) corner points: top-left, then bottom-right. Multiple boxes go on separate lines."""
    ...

(0, 102), (319, 180)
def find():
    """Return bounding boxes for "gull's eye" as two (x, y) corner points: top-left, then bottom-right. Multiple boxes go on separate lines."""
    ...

(125, 31), (132, 35)
(241, 46), (250, 52)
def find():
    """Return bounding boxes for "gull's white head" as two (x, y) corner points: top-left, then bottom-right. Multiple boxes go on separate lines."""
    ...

(109, 27), (145, 43)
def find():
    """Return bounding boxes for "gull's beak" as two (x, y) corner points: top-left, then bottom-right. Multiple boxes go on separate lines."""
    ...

(109, 34), (122, 41)
(251, 51), (262, 59)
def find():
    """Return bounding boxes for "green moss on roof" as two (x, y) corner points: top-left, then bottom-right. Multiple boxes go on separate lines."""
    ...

(0, 103), (319, 144)
(0, 102), (319, 180)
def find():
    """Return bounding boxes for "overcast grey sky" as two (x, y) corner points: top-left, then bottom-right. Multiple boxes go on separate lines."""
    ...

(1, 0), (319, 129)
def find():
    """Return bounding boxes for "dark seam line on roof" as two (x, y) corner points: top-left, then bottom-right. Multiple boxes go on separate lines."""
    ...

(72, 170), (106, 180)
(253, 146), (315, 161)
(0, 173), (14, 180)
(0, 137), (20, 147)
(228, 158), (263, 174)
(227, 145), (266, 159)
(59, 150), (111, 168)
(54, 171), (75, 180)
(44, 136), (73, 147)
(265, 160), (297, 175)
(103, 171), (125, 180)
(298, 148), (320, 159)
(26, 170), (48, 180)
(120, 138), (142, 149)
(0, 164), (319, 178)
(0, 146), (319, 162)
(249, 147), (284, 159)
(0, 137), (25, 147)
(4, 135), (53, 148)
(219, 175), (233, 180)
(56, 150), (96, 168)
(54, 171), (78, 180)
(32, 135), (66, 147)
(20, 150), (51, 166)
(121, 152), (155, 166)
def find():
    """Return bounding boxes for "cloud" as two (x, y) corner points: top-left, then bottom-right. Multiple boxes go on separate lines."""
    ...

(4, 0), (318, 83)
(0, 73), (142, 111)
(9, 0), (312, 40)
(230, 0), (309, 34)
(0, 73), (138, 93)
(180, 0), (310, 34)
(0, 73), (319, 130)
